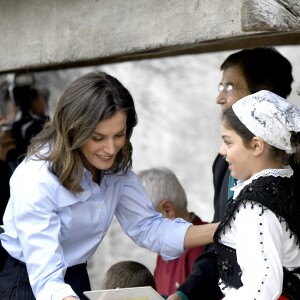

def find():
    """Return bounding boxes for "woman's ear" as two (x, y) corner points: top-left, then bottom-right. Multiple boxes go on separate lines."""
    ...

(158, 199), (176, 220)
(250, 137), (265, 157)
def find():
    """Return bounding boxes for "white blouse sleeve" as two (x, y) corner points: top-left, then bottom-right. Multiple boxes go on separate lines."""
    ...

(223, 202), (284, 300)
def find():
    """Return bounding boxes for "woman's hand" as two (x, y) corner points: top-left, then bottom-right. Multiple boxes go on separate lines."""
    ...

(63, 297), (79, 300)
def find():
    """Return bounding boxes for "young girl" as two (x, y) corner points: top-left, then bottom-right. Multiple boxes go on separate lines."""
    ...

(214, 90), (300, 299)
(0, 72), (217, 300)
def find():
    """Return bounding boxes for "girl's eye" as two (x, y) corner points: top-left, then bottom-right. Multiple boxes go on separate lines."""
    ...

(116, 133), (126, 138)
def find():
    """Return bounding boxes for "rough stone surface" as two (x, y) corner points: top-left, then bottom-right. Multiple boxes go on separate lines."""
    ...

(0, 0), (299, 73)
(242, 0), (300, 31)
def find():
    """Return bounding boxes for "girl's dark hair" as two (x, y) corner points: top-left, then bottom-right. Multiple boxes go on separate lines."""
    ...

(222, 107), (288, 164)
(222, 107), (254, 145)
(290, 132), (300, 164)
(27, 71), (138, 193)
(221, 47), (293, 98)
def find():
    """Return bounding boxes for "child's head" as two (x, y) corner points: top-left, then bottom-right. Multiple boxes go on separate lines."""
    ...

(102, 260), (156, 290)
(220, 90), (300, 180)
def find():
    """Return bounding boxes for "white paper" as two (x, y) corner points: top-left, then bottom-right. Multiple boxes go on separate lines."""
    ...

(83, 286), (164, 300)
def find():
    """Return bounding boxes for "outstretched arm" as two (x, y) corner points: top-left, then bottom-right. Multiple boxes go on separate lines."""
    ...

(183, 223), (218, 248)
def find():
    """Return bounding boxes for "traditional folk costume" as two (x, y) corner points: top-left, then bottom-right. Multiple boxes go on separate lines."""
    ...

(214, 91), (300, 299)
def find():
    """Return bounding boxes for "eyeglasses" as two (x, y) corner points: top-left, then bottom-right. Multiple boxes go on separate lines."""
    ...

(217, 83), (234, 94)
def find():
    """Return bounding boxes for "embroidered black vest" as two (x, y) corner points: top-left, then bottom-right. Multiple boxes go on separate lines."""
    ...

(213, 175), (300, 299)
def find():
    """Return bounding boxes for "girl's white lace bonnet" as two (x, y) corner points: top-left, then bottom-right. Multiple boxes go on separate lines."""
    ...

(232, 90), (300, 154)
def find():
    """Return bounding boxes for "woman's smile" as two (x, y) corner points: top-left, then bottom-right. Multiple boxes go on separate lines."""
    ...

(80, 111), (127, 174)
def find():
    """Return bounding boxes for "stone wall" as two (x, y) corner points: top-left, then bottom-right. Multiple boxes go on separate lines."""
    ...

(0, 0), (299, 73)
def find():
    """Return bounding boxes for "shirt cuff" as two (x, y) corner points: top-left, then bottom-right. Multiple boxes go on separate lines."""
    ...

(160, 219), (191, 261)
(176, 291), (189, 300)
(37, 282), (78, 300)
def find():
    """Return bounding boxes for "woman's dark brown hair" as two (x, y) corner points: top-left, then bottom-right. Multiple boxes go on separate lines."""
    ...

(27, 72), (138, 193)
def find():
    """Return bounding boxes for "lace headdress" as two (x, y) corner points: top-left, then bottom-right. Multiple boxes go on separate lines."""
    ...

(232, 90), (300, 154)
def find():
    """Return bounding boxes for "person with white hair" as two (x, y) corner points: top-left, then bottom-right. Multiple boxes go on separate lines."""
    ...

(215, 90), (300, 299)
(138, 167), (207, 297)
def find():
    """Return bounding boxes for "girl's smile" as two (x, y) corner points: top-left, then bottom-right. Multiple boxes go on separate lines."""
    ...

(219, 123), (254, 181)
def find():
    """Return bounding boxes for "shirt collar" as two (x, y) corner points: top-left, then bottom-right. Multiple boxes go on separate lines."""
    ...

(231, 165), (294, 200)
